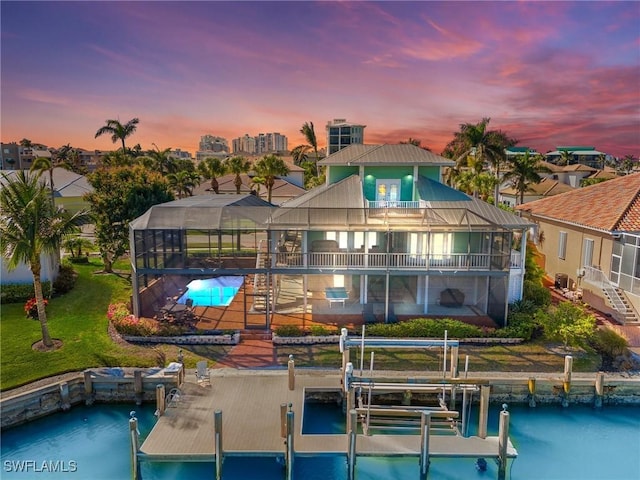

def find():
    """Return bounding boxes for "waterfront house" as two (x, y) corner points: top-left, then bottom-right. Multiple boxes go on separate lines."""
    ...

(129, 144), (532, 327)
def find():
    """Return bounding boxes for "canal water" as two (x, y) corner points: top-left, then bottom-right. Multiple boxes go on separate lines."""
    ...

(1, 402), (639, 479)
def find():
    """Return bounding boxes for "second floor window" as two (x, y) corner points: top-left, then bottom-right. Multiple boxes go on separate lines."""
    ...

(558, 231), (567, 260)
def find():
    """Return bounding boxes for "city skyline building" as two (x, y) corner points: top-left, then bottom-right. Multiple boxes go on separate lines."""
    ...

(325, 119), (366, 155)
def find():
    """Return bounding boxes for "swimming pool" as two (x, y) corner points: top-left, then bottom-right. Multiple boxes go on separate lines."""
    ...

(177, 276), (243, 307)
(2, 403), (639, 479)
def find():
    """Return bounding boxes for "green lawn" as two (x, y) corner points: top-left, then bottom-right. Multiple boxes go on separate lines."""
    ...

(276, 342), (601, 373)
(0, 260), (222, 391)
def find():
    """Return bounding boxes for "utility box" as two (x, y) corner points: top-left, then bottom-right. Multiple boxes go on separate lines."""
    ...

(554, 273), (569, 289)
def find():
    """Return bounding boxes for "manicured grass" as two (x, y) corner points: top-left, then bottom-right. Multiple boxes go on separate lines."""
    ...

(0, 260), (221, 391)
(276, 342), (601, 373)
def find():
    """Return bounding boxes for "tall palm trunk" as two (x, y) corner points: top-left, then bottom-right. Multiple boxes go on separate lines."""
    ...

(32, 267), (53, 347)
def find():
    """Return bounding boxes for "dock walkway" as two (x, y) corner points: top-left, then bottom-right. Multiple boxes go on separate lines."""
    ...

(139, 369), (516, 461)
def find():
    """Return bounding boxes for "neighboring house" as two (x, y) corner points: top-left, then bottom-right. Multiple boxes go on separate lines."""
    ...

(499, 178), (575, 207)
(544, 146), (606, 168)
(0, 168), (93, 286)
(516, 173), (640, 324)
(129, 144), (532, 327)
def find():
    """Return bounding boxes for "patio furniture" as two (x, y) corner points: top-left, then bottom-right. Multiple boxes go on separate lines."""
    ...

(196, 361), (211, 386)
(325, 287), (349, 308)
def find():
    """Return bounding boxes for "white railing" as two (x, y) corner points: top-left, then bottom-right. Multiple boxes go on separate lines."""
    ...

(275, 251), (512, 271)
(583, 266), (628, 313)
(366, 200), (422, 210)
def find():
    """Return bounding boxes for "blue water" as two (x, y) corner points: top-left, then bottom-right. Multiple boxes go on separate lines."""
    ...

(177, 276), (243, 307)
(2, 403), (639, 479)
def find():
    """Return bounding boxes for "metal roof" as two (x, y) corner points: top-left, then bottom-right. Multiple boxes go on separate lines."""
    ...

(319, 144), (456, 167)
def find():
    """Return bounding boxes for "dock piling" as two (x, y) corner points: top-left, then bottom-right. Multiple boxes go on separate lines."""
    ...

(134, 370), (143, 406)
(280, 403), (288, 438)
(129, 414), (140, 480)
(214, 410), (223, 480)
(497, 408), (510, 480)
(419, 412), (431, 480)
(288, 355), (295, 391)
(594, 372), (604, 408)
(478, 385), (490, 439)
(285, 409), (295, 480)
(528, 377), (536, 408)
(562, 355), (573, 407)
(59, 382), (71, 411)
(347, 409), (357, 480)
(83, 371), (94, 405)
(156, 384), (166, 417)
(450, 345), (459, 378)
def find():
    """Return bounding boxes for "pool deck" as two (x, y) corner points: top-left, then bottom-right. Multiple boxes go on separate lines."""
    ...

(139, 369), (517, 462)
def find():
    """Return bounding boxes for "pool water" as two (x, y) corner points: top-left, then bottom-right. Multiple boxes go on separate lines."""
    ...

(2, 403), (639, 479)
(177, 276), (243, 307)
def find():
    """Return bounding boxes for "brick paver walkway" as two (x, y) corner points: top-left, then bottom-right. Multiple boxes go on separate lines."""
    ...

(213, 339), (278, 369)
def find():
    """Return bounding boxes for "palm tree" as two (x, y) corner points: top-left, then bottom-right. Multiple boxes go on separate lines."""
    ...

(446, 118), (515, 202)
(167, 171), (199, 199)
(250, 175), (266, 197)
(138, 145), (175, 175)
(290, 145), (311, 166)
(198, 157), (227, 193)
(300, 122), (319, 176)
(94, 117), (140, 153)
(30, 156), (56, 207)
(19, 138), (33, 149)
(254, 154), (290, 203)
(0, 171), (88, 348)
(557, 150), (573, 166)
(225, 156), (251, 194)
(100, 149), (134, 168)
(503, 152), (551, 205)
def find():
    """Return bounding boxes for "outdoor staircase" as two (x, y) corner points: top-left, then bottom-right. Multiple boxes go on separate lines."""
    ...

(604, 287), (639, 325)
(250, 241), (272, 313)
(584, 266), (639, 324)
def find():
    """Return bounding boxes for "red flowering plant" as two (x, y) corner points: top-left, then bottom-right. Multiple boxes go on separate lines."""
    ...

(24, 297), (48, 319)
(107, 303), (158, 336)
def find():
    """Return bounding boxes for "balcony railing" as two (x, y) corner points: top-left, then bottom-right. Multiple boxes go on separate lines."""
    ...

(275, 251), (512, 271)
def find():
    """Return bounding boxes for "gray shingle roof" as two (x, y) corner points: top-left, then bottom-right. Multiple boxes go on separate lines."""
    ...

(319, 144), (455, 166)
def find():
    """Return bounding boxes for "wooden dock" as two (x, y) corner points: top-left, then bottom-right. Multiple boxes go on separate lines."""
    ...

(139, 369), (517, 463)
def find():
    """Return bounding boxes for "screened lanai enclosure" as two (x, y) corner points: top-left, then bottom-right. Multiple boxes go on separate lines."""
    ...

(129, 194), (528, 327)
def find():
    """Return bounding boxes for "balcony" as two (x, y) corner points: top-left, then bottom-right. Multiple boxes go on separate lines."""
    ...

(275, 251), (512, 272)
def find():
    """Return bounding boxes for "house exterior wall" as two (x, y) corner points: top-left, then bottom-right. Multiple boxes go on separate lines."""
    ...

(327, 166), (359, 184)
(532, 218), (611, 289)
(362, 166), (414, 201)
(1, 254), (57, 285)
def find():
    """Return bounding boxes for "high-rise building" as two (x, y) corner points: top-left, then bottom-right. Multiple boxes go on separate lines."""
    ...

(325, 119), (366, 155)
(232, 132), (288, 154)
(197, 135), (229, 162)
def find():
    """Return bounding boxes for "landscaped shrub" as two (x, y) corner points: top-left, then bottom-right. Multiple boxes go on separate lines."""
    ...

(535, 302), (596, 347)
(0, 282), (52, 304)
(53, 263), (77, 295)
(591, 328), (628, 357)
(364, 318), (484, 338)
(274, 325), (304, 337)
(309, 325), (338, 336)
(523, 280), (551, 308)
(107, 302), (158, 337)
(497, 311), (541, 341)
(24, 297), (48, 319)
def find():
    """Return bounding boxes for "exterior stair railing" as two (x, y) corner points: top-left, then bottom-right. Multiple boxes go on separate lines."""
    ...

(583, 266), (634, 322)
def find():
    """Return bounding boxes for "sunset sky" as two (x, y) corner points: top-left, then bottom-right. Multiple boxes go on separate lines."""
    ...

(2, 1), (639, 158)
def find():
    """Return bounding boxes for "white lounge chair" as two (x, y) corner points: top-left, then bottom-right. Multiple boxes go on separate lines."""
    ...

(195, 360), (211, 386)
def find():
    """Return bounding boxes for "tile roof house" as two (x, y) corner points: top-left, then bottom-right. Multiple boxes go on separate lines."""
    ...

(129, 144), (533, 327)
(516, 173), (640, 323)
